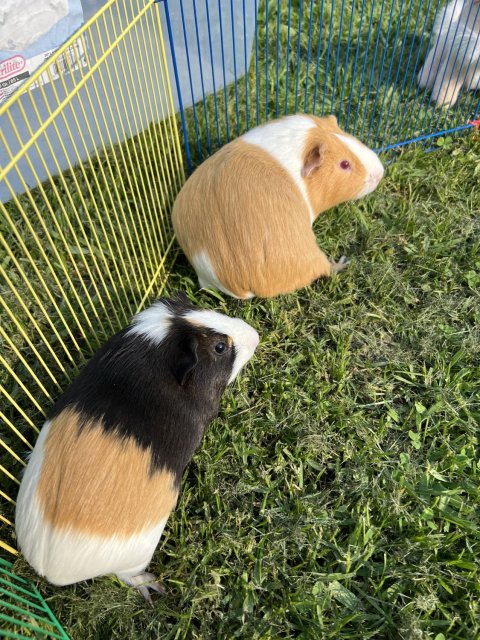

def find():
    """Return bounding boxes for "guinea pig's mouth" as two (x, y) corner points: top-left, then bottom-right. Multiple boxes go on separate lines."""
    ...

(355, 174), (383, 199)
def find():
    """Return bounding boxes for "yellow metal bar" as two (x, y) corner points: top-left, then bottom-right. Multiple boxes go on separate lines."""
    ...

(143, 2), (184, 201)
(142, 7), (180, 200)
(43, 51), (134, 326)
(0, 541), (18, 556)
(0, 489), (15, 505)
(0, 466), (21, 486)
(38, 129), (128, 330)
(63, 31), (145, 306)
(18, 75), (117, 338)
(0, 389), (37, 442)
(83, 15), (151, 298)
(152, 2), (186, 187)
(96, 8), (160, 276)
(135, 235), (176, 313)
(0, 515), (14, 527)
(3, 122), (96, 352)
(0, 357), (46, 417)
(0, 0), (157, 182)
(130, 5), (174, 254)
(0, 433), (25, 465)
(0, 0), (181, 558)
(0, 199), (88, 355)
(6, 122), (103, 340)
(0, 296), (61, 390)
(42, 60), (137, 322)
(115, 3), (167, 258)
(0, 237), (78, 366)
(0, 326), (55, 398)
(0, 268), (68, 377)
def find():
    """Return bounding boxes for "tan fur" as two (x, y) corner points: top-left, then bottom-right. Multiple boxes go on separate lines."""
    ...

(302, 117), (367, 215)
(37, 409), (178, 536)
(172, 114), (380, 298)
(172, 139), (332, 298)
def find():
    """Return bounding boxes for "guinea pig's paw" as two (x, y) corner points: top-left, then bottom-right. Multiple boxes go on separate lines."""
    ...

(120, 572), (165, 605)
(330, 255), (349, 274)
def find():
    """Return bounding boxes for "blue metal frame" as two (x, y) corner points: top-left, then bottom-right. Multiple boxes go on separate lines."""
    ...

(162, 0), (480, 170)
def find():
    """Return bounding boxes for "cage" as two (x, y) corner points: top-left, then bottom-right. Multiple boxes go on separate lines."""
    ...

(1, 0), (479, 636)
(165, 0), (480, 169)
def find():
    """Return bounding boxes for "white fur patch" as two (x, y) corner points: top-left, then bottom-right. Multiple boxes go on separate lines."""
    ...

(15, 420), (52, 577)
(128, 301), (172, 344)
(434, 1), (480, 99)
(191, 251), (255, 299)
(15, 426), (168, 585)
(184, 309), (259, 383)
(335, 134), (384, 198)
(241, 115), (316, 222)
(435, 0), (462, 36)
(30, 513), (167, 585)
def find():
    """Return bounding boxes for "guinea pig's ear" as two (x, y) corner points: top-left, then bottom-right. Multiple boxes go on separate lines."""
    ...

(171, 335), (199, 386)
(301, 144), (325, 178)
(327, 114), (338, 126)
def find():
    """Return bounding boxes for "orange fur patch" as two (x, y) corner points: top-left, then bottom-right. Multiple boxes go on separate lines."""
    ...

(172, 139), (331, 298)
(302, 118), (367, 215)
(37, 409), (178, 537)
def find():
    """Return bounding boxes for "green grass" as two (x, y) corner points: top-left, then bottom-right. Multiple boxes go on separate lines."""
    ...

(10, 134), (480, 639)
(179, 0), (480, 167)
(2, 0), (480, 636)
(0, 119), (180, 553)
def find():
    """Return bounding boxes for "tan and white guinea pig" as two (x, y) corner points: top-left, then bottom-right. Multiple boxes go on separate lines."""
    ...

(15, 293), (259, 602)
(172, 114), (384, 299)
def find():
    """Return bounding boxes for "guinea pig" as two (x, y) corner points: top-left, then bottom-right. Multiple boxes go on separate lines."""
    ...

(172, 114), (384, 299)
(15, 293), (259, 602)
(417, 0), (480, 107)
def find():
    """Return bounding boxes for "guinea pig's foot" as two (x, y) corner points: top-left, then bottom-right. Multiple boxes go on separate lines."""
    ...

(120, 572), (165, 604)
(331, 255), (349, 274)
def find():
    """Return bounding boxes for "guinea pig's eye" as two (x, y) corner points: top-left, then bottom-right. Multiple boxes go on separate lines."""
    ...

(214, 341), (228, 354)
(340, 160), (351, 170)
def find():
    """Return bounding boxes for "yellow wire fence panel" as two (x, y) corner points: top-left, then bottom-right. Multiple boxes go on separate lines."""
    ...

(0, 0), (184, 556)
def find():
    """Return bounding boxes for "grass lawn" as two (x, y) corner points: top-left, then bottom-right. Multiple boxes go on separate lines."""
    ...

(2, 0), (480, 637)
(178, 0), (480, 167)
(11, 133), (480, 639)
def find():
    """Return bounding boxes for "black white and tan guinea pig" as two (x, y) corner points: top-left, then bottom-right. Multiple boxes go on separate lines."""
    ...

(172, 113), (384, 299)
(15, 293), (259, 602)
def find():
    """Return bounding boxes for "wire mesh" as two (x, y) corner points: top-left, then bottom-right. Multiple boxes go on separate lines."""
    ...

(0, 559), (69, 639)
(1, 0), (479, 634)
(165, 0), (480, 171)
(0, 0), (183, 565)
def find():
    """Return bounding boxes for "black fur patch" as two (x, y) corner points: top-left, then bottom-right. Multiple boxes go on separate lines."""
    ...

(49, 298), (236, 482)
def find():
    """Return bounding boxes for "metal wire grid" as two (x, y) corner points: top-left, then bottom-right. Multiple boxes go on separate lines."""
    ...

(0, 559), (68, 639)
(1, 0), (480, 634)
(0, 0), (184, 559)
(165, 0), (480, 171)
